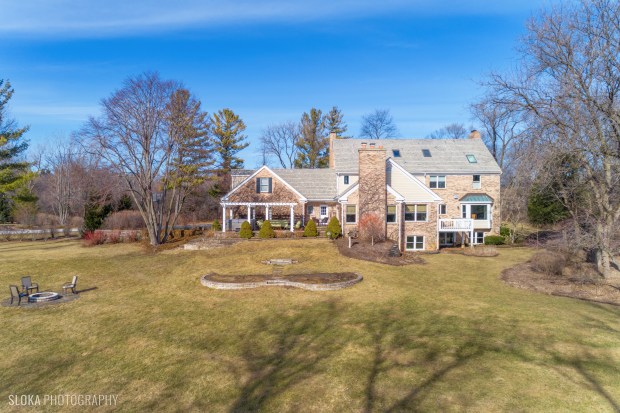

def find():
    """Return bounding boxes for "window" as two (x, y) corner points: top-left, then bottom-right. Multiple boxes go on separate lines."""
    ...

(344, 175), (349, 185)
(307, 205), (314, 215)
(387, 205), (396, 223)
(466, 154), (477, 163)
(320, 205), (328, 217)
(406, 235), (424, 251)
(405, 204), (427, 222)
(474, 232), (484, 244)
(473, 174), (481, 189)
(470, 205), (487, 220)
(422, 149), (431, 157)
(429, 175), (446, 189)
(439, 232), (454, 246)
(256, 177), (272, 193)
(462, 204), (467, 218)
(439, 204), (447, 215)
(346, 205), (356, 223)
(392, 149), (401, 157)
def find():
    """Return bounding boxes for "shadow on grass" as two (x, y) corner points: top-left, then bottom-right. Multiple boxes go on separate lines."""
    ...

(228, 299), (344, 412)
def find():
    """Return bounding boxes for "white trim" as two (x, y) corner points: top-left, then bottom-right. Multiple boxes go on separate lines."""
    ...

(405, 235), (425, 251)
(222, 165), (308, 202)
(386, 185), (405, 202)
(337, 183), (359, 202)
(387, 159), (442, 202)
(221, 202), (297, 206)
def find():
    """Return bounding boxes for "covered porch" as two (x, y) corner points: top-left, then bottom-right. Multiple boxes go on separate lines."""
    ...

(438, 218), (474, 247)
(220, 202), (301, 232)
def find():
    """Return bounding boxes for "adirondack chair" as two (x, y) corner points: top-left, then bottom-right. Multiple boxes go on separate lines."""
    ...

(9, 285), (28, 306)
(62, 275), (78, 294)
(21, 276), (39, 295)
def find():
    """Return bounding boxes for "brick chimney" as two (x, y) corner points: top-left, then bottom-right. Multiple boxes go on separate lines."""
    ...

(328, 132), (337, 168)
(358, 142), (387, 226)
(468, 130), (481, 139)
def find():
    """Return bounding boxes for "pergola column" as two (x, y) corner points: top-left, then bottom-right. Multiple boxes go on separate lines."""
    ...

(222, 205), (226, 233)
(266, 205), (270, 221)
(290, 205), (295, 232)
(246, 204), (251, 223)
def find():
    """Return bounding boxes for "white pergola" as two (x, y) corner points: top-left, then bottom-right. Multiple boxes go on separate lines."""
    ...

(220, 202), (299, 232)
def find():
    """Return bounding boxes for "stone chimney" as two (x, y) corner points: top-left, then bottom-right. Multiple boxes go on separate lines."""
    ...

(358, 142), (387, 226)
(328, 132), (337, 168)
(468, 130), (481, 139)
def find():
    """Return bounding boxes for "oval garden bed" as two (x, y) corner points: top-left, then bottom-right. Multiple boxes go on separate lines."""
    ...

(201, 272), (362, 291)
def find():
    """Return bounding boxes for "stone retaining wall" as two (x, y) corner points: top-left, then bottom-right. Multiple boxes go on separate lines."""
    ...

(200, 273), (363, 291)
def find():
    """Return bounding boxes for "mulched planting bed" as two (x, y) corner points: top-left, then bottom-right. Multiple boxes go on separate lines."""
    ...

(335, 238), (424, 265)
(205, 272), (358, 284)
(502, 262), (620, 306)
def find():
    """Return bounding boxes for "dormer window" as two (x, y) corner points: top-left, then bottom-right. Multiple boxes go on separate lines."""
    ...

(422, 149), (431, 157)
(344, 175), (349, 185)
(466, 154), (477, 163)
(392, 149), (401, 157)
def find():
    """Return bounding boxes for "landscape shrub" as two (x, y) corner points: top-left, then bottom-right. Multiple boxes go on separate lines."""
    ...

(259, 220), (276, 238)
(500, 225), (510, 238)
(358, 213), (383, 244)
(82, 231), (106, 247)
(102, 210), (145, 230)
(530, 250), (566, 276)
(212, 219), (222, 232)
(107, 230), (122, 244)
(326, 216), (342, 239)
(484, 235), (505, 245)
(303, 219), (318, 237)
(239, 221), (253, 239)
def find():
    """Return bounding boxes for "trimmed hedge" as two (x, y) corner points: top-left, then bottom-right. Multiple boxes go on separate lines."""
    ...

(484, 235), (505, 245)
(258, 220), (276, 238)
(239, 221), (253, 239)
(326, 216), (342, 239)
(303, 220), (318, 237)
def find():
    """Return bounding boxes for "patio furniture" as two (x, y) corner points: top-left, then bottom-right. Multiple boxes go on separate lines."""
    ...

(63, 276), (78, 295)
(9, 285), (28, 306)
(21, 276), (39, 295)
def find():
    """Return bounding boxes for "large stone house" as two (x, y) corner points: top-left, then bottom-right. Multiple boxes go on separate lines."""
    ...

(221, 131), (502, 252)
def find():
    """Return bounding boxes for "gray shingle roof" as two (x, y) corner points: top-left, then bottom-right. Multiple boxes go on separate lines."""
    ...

(273, 168), (337, 200)
(332, 138), (502, 174)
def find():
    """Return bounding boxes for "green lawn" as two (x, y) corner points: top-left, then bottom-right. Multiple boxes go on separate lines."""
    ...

(0, 239), (619, 412)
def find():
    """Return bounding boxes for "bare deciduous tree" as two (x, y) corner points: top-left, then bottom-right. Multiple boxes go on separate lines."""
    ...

(260, 122), (299, 168)
(487, 0), (620, 277)
(81, 72), (213, 246)
(427, 123), (468, 139)
(359, 109), (398, 139)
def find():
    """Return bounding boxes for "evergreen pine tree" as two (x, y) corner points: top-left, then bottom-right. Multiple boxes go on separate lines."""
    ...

(326, 106), (347, 136)
(303, 219), (318, 237)
(211, 108), (249, 173)
(0, 80), (33, 222)
(294, 108), (328, 168)
(326, 216), (342, 239)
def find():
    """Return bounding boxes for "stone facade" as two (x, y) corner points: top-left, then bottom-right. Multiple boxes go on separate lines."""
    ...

(358, 145), (387, 235)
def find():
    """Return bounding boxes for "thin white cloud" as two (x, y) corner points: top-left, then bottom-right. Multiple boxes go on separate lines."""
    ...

(1, 0), (542, 37)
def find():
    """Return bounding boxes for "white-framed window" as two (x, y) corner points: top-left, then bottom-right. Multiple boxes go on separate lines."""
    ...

(439, 232), (454, 246)
(439, 204), (447, 215)
(474, 231), (484, 244)
(472, 174), (481, 189)
(405, 204), (427, 222)
(406, 235), (425, 251)
(462, 204), (490, 220)
(386, 205), (396, 223)
(344, 175), (349, 185)
(258, 177), (271, 193)
(345, 205), (356, 223)
(320, 205), (328, 217)
(429, 175), (446, 189)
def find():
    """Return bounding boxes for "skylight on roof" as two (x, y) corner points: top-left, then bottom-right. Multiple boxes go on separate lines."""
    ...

(466, 154), (477, 163)
(392, 149), (401, 157)
(422, 149), (431, 157)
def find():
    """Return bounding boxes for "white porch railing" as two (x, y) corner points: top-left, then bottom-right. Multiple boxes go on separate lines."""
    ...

(438, 219), (473, 232)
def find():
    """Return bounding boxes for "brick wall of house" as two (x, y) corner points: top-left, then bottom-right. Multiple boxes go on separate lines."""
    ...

(358, 145), (387, 232)
(402, 202), (439, 251)
(426, 174), (501, 235)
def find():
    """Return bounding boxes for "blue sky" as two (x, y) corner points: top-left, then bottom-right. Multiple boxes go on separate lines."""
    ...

(1, 0), (547, 167)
